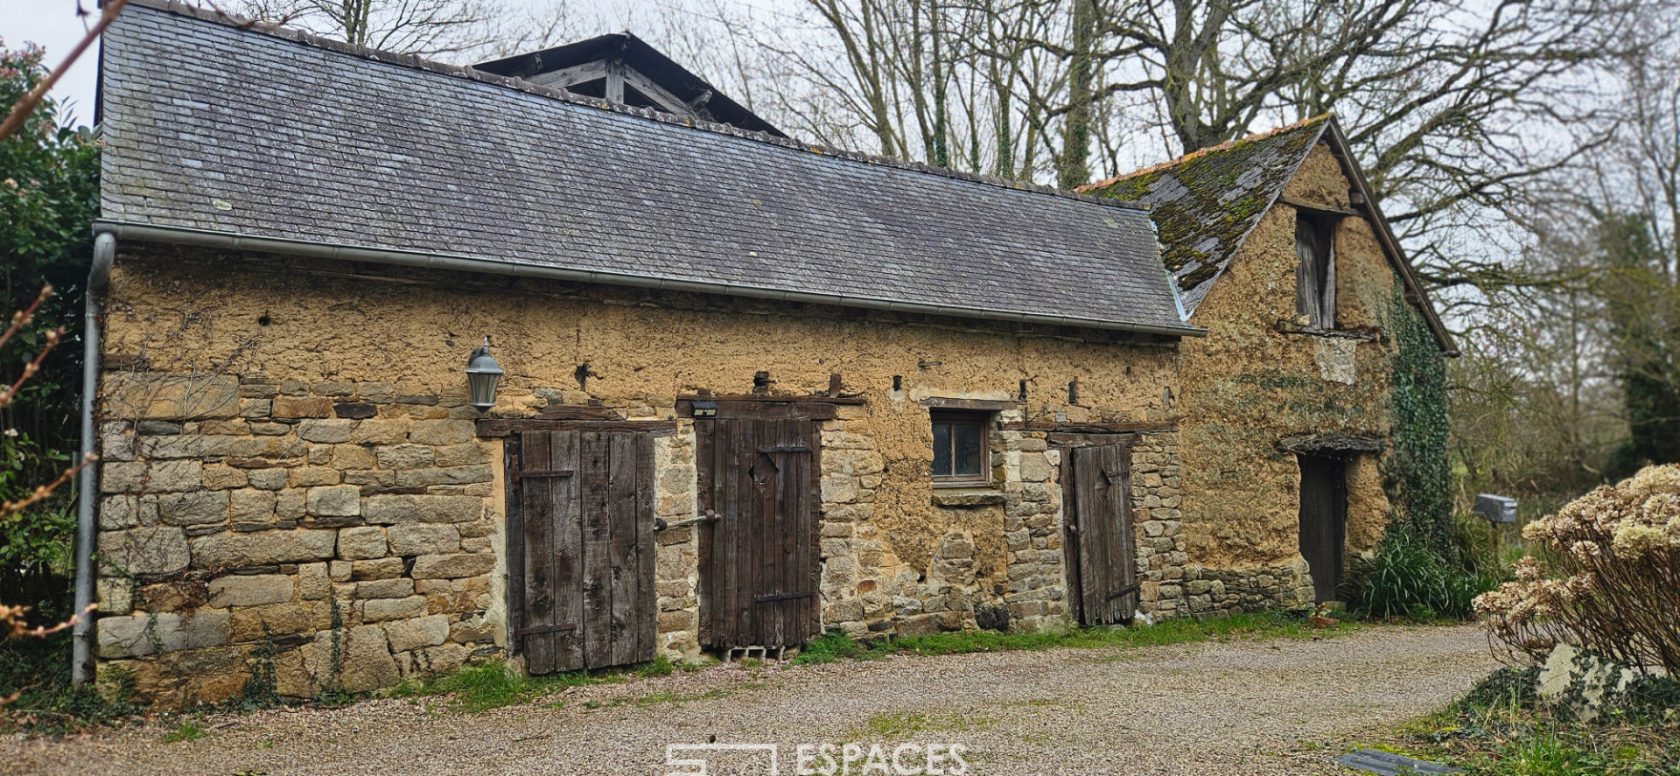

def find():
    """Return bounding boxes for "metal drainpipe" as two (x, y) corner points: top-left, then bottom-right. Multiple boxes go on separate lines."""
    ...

(72, 232), (116, 687)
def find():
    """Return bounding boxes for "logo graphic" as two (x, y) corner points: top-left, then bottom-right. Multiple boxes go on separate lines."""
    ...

(665, 742), (970, 776)
(666, 743), (780, 776)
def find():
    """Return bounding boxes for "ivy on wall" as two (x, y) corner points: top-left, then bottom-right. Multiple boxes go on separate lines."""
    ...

(1384, 280), (1455, 560)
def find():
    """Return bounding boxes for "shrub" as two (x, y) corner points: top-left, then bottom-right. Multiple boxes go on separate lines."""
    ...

(1475, 465), (1680, 674)
(1345, 523), (1495, 620)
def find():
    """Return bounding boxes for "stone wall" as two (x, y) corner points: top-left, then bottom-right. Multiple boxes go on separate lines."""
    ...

(94, 246), (1183, 705)
(815, 403), (1069, 639)
(1174, 141), (1403, 587)
(998, 421), (1066, 631)
(651, 423), (701, 659)
(1125, 433), (1189, 619)
(95, 374), (500, 706)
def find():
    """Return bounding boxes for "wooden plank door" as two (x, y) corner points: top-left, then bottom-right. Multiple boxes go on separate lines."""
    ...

(1297, 454), (1348, 603)
(506, 429), (655, 674)
(1063, 444), (1138, 626)
(696, 416), (820, 649)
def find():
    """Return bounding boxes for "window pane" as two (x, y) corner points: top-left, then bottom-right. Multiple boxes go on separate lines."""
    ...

(954, 422), (982, 476)
(932, 422), (952, 476)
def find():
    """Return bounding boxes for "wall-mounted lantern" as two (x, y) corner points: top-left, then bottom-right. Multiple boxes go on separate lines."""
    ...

(691, 399), (718, 418)
(465, 336), (504, 412)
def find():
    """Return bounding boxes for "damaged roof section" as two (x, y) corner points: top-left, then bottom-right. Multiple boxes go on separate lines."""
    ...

(98, 1), (1196, 337)
(1082, 116), (1455, 355)
(1082, 116), (1330, 315)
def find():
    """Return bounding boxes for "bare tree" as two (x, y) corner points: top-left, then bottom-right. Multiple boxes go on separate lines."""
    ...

(216, 0), (583, 60)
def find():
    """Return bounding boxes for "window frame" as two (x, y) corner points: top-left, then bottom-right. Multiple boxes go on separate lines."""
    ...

(1294, 210), (1339, 329)
(929, 409), (993, 488)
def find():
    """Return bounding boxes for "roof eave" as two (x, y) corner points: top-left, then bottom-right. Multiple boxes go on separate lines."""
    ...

(92, 220), (1207, 339)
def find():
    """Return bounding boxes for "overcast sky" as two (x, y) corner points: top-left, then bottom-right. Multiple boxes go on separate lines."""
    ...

(3, 0), (667, 127)
(6, 2), (108, 125)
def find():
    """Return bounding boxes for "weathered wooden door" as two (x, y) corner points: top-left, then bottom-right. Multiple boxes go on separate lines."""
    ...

(1298, 454), (1348, 603)
(506, 429), (655, 674)
(696, 416), (820, 649)
(1063, 443), (1138, 626)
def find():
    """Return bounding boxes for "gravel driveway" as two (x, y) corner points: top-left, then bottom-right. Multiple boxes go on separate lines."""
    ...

(5, 624), (1494, 775)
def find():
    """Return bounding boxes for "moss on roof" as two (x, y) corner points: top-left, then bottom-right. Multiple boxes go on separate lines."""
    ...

(1082, 116), (1330, 313)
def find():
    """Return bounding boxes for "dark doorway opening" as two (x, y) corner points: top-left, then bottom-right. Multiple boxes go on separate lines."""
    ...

(1297, 453), (1348, 603)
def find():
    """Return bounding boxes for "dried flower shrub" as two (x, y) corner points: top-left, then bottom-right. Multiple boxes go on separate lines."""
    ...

(1475, 465), (1680, 674)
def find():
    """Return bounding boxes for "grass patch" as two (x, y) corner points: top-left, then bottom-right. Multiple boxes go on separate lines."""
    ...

(392, 662), (622, 713)
(1388, 667), (1680, 775)
(793, 611), (1352, 666)
(857, 711), (993, 738)
(391, 656), (714, 713)
(162, 720), (207, 743)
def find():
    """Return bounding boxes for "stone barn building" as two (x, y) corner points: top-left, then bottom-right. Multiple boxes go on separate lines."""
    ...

(1083, 116), (1456, 613)
(76, 1), (1456, 707)
(79, 1), (1207, 705)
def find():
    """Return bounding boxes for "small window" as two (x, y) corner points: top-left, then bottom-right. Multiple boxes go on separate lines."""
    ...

(931, 410), (991, 486)
(1295, 211), (1337, 328)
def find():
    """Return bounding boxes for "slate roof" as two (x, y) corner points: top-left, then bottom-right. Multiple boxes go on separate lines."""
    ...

(97, 1), (1195, 336)
(1081, 116), (1330, 314)
(1080, 116), (1455, 354)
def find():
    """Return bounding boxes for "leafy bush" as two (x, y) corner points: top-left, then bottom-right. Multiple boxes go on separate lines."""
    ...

(1, 40), (100, 620)
(1407, 666), (1680, 775)
(0, 631), (136, 733)
(1475, 465), (1680, 674)
(1346, 523), (1497, 620)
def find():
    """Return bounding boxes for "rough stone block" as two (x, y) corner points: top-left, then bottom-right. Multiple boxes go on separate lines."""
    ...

(189, 529), (336, 568)
(103, 372), (240, 420)
(394, 466), (491, 488)
(350, 419), (409, 445)
(297, 419), (356, 443)
(398, 642), (469, 679)
(387, 523), (460, 556)
(337, 526), (387, 560)
(227, 601), (327, 640)
(411, 552), (495, 579)
(289, 466), (343, 487)
(351, 557), (405, 580)
(142, 460), (204, 493)
(101, 526), (191, 575)
(247, 468), (288, 491)
(375, 444), (435, 469)
(408, 419), (475, 446)
(362, 595), (428, 622)
(384, 614), (450, 652)
(353, 577), (415, 599)
(99, 495), (142, 529)
(432, 443), (483, 467)
(201, 464), (248, 490)
(135, 579), (209, 611)
(228, 488), (278, 526)
(332, 445), (375, 470)
(294, 624), (398, 694)
(157, 490), (229, 527)
(333, 402), (378, 420)
(364, 494), (482, 525)
(297, 562), (331, 600)
(307, 485), (361, 517)
(96, 576), (134, 616)
(208, 573), (294, 608)
(100, 461), (147, 494)
(272, 396), (333, 419)
(96, 609), (230, 658)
